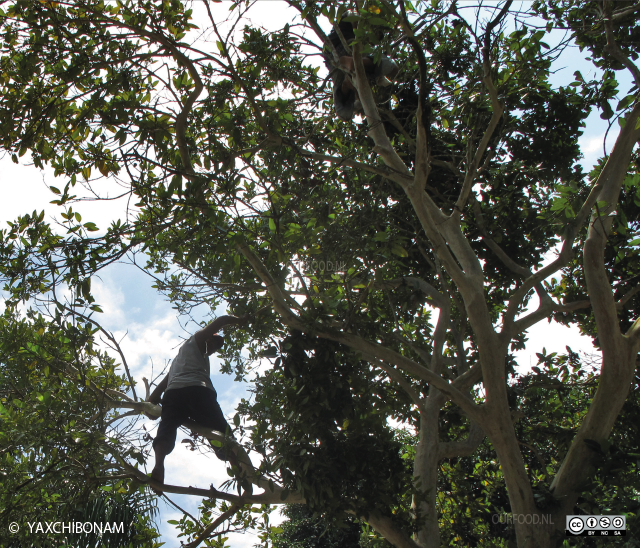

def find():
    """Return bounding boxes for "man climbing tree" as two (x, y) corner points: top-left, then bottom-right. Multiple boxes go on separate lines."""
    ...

(324, 8), (399, 120)
(146, 315), (247, 494)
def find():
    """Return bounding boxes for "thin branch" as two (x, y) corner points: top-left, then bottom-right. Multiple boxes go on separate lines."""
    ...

(453, 2), (511, 214)
(616, 284), (640, 310)
(517, 439), (546, 470)
(184, 504), (241, 548)
(64, 306), (138, 401)
(471, 197), (531, 278)
(113, 451), (301, 505)
(364, 354), (423, 410)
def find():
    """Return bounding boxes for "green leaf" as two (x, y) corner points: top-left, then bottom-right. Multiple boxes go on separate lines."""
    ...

(616, 93), (636, 111)
(391, 244), (408, 257)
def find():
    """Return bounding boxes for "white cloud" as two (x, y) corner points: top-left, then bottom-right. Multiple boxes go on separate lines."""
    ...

(0, 155), (135, 235)
(92, 278), (127, 327)
(514, 320), (594, 371)
(578, 124), (623, 173)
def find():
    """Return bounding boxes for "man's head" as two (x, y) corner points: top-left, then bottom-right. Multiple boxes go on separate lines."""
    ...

(204, 333), (224, 356)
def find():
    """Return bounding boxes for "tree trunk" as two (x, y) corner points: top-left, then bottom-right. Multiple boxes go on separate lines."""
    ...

(412, 389), (445, 548)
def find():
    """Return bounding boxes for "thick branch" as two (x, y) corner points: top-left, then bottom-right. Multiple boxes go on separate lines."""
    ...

(396, 1), (433, 188)
(513, 297), (591, 334)
(236, 241), (303, 329)
(503, 103), (640, 333)
(365, 512), (422, 548)
(604, 9), (640, 88)
(300, 150), (413, 185)
(352, 42), (411, 178)
(452, 362), (483, 392)
(612, 2), (640, 21)
(438, 421), (485, 459)
(239, 243), (484, 421)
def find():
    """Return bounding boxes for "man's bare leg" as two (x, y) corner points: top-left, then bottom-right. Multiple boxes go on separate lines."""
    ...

(151, 440), (171, 495)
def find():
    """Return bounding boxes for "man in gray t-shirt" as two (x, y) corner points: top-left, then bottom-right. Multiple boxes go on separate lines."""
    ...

(146, 314), (247, 494)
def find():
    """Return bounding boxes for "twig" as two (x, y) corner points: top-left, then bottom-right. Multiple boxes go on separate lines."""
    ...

(183, 504), (241, 548)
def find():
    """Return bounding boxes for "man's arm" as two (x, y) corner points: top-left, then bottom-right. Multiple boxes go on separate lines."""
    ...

(148, 374), (169, 404)
(194, 315), (249, 351)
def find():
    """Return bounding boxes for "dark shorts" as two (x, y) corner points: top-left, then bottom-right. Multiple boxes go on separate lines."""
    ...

(153, 386), (233, 461)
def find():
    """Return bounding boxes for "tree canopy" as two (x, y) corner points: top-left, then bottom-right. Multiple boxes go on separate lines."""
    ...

(0, 0), (639, 547)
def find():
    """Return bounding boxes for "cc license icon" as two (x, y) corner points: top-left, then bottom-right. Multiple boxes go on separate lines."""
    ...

(569, 517), (584, 533)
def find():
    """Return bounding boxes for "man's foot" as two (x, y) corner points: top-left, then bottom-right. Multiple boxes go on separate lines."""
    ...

(150, 466), (165, 496)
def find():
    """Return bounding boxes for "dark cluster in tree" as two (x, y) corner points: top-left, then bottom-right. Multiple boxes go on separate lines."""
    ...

(240, 331), (412, 521)
(505, 88), (589, 181)
(273, 504), (362, 548)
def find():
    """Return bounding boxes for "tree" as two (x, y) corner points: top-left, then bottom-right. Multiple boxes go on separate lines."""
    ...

(0, 310), (161, 548)
(0, 1), (639, 547)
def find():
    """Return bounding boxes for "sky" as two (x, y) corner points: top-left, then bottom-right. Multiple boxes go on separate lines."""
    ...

(0, 1), (636, 547)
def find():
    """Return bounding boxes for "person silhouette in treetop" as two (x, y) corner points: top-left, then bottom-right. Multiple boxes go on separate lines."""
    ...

(146, 314), (249, 495)
(324, 9), (399, 121)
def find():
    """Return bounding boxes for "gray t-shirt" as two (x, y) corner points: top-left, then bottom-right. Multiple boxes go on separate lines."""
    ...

(166, 335), (214, 392)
